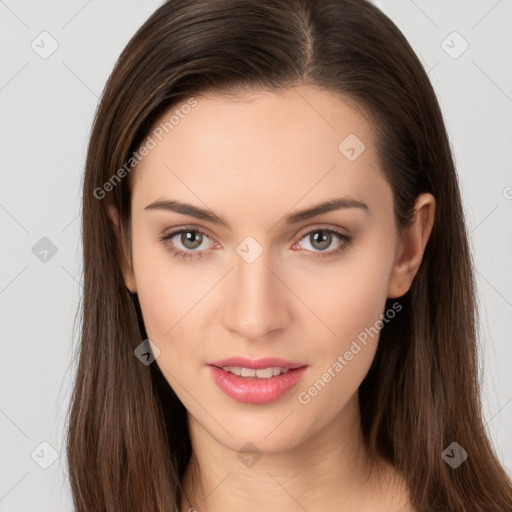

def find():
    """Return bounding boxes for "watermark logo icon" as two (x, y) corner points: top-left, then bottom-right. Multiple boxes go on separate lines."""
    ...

(237, 442), (262, 468)
(338, 134), (366, 161)
(32, 237), (58, 263)
(31, 441), (59, 469)
(441, 31), (469, 59)
(236, 236), (263, 264)
(442, 442), (468, 468)
(31, 31), (59, 59)
(134, 339), (161, 365)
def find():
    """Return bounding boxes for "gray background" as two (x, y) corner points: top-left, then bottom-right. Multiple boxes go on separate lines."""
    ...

(0, 1), (511, 510)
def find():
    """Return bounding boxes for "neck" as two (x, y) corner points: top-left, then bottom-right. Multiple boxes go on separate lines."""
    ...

(180, 394), (409, 512)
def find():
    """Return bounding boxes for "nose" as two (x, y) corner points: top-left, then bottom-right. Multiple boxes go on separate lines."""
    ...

(221, 247), (291, 341)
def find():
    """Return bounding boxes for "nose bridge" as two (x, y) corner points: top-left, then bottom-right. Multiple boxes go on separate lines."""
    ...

(222, 240), (289, 339)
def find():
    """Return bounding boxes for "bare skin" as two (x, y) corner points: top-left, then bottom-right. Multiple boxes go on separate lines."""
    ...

(111, 85), (434, 511)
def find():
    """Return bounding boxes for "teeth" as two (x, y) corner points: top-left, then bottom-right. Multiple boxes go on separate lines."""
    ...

(241, 367), (256, 377)
(255, 368), (273, 378)
(221, 366), (291, 378)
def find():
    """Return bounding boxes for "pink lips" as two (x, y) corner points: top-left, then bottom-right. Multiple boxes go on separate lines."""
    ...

(208, 357), (308, 404)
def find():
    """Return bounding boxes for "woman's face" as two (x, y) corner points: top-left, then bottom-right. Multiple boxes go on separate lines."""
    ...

(123, 85), (411, 453)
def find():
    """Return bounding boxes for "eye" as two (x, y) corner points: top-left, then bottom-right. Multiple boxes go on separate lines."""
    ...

(160, 225), (352, 261)
(294, 227), (352, 257)
(159, 228), (217, 260)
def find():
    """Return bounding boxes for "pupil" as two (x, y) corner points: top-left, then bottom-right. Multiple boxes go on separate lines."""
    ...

(182, 231), (202, 249)
(312, 231), (331, 250)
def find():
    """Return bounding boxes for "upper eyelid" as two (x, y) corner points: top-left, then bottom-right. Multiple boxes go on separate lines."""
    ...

(162, 224), (349, 238)
(161, 225), (216, 240)
(297, 224), (350, 237)
(162, 225), (349, 249)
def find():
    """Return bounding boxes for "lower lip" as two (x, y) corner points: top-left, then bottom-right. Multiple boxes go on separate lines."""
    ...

(208, 365), (307, 404)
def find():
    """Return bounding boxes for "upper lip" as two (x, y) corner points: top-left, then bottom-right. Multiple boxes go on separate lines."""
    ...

(208, 357), (306, 370)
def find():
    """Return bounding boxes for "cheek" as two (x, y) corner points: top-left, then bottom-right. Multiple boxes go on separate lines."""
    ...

(131, 235), (223, 384)
(130, 230), (204, 336)
(291, 238), (394, 405)
(134, 265), (208, 391)
(296, 240), (394, 354)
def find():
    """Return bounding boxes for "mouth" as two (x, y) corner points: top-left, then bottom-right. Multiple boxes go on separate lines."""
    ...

(216, 366), (292, 378)
(207, 357), (308, 404)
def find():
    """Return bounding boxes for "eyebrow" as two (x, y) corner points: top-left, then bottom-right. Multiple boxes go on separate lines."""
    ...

(144, 197), (369, 229)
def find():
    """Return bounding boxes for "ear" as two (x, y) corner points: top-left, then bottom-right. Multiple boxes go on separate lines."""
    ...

(108, 205), (137, 293)
(387, 193), (435, 298)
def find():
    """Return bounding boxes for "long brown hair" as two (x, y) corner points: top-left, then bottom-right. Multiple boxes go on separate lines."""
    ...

(66, 0), (512, 510)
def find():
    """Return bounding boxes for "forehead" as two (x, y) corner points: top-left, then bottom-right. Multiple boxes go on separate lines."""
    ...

(131, 85), (390, 221)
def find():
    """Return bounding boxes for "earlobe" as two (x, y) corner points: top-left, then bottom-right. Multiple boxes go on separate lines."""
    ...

(108, 204), (137, 294)
(387, 193), (435, 298)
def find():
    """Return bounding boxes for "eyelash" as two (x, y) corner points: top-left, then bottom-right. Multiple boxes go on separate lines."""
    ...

(159, 226), (353, 261)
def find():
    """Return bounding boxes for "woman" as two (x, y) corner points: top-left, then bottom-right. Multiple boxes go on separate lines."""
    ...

(66, 0), (512, 510)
